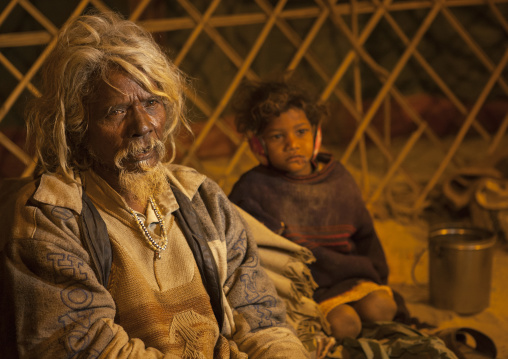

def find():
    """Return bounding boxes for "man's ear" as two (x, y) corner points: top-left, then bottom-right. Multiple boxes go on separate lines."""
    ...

(248, 135), (269, 166)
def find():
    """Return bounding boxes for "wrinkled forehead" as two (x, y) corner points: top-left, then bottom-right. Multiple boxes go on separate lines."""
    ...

(87, 69), (153, 104)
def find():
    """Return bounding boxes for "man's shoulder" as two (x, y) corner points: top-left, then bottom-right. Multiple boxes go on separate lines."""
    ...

(163, 163), (209, 200)
(0, 173), (82, 245)
(0, 172), (83, 214)
(36, 172), (82, 212)
(165, 163), (203, 175)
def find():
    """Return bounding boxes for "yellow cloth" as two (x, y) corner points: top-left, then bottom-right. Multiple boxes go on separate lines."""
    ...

(318, 281), (393, 317)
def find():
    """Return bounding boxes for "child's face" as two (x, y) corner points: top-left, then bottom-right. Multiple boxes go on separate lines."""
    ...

(261, 108), (314, 176)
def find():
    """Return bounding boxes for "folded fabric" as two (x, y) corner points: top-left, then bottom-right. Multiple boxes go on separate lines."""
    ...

(236, 205), (315, 263)
(475, 178), (508, 210)
(258, 247), (317, 298)
(235, 204), (332, 355)
(264, 267), (303, 303)
(442, 167), (502, 210)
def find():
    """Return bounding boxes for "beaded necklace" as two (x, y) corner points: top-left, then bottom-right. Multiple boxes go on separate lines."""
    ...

(129, 197), (168, 259)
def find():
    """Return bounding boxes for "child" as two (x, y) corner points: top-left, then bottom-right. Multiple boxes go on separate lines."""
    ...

(228, 79), (398, 340)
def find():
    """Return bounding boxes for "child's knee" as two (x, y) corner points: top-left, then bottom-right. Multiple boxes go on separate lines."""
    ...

(326, 304), (362, 340)
(354, 290), (397, 322)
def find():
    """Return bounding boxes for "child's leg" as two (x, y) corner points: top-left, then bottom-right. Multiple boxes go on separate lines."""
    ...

(352, 289), (397, 323)
(326, 303), (362, 340)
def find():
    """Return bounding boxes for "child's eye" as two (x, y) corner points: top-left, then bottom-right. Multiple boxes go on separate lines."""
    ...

(270, 134), (283, 140)
(297, 128), (310, 135)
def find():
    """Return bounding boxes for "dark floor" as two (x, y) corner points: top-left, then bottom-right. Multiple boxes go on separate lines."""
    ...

(376, 218), (508, 358)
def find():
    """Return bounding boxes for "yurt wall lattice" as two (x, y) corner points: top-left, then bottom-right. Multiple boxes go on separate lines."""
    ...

(1, 0), (507, 217)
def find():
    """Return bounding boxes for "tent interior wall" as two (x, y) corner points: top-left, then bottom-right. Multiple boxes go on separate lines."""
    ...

(1, 0), (507, 221)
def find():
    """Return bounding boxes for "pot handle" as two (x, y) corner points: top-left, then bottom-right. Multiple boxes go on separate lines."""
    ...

(411, 248), (428, 287)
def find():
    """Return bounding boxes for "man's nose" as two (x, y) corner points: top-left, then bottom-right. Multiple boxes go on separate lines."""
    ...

(128, 105), (153, 138)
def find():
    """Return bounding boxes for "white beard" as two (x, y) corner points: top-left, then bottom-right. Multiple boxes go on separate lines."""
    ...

(118, 161), (170, 204)
(89, 138), (170, 204)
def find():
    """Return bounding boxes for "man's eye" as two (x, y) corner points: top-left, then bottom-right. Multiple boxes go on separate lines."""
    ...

(107, 108), (125, 117)
(146, 98), (159, 107)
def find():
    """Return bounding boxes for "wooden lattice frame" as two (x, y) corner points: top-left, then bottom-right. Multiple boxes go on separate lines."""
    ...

(1, 0), (507, 217)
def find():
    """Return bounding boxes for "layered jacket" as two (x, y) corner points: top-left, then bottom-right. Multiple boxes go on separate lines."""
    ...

(0, 164), (307, 358)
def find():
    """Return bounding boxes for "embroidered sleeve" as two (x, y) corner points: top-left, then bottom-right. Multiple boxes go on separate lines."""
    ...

(2, 199), (172, 358)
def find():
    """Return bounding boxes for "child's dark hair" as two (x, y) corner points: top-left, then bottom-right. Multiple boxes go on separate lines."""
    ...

(232, 79), (326, 136)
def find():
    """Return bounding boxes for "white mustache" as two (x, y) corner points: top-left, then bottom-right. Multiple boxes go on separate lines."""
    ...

(114, 139), (165, 171)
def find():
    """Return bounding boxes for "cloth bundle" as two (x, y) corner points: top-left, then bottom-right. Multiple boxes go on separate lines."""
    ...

(236, 205), (333, 356)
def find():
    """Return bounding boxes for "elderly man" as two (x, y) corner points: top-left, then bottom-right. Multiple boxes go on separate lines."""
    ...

(0, 12), (308, 358)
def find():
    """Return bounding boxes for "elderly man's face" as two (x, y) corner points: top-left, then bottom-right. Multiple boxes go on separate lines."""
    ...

(87, 70), (167, 180)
